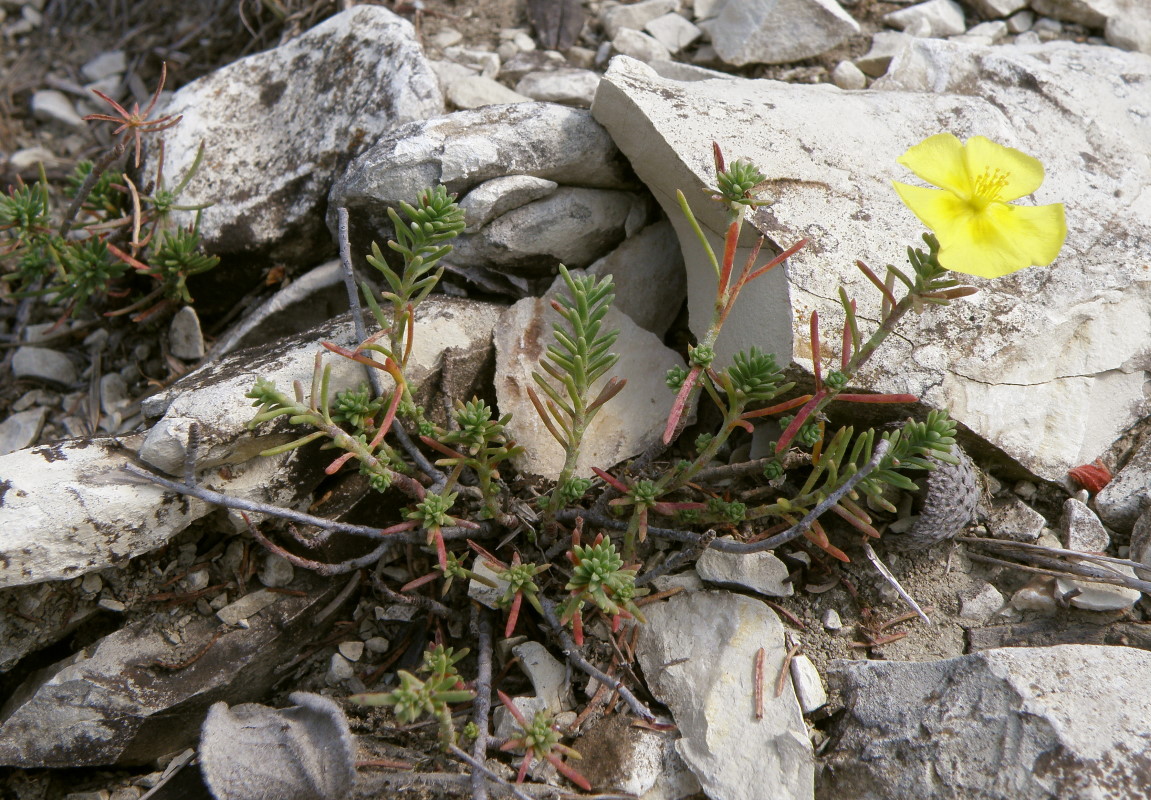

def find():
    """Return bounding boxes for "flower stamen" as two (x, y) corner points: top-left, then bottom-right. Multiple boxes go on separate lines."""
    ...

(973, 167), (1010, 207)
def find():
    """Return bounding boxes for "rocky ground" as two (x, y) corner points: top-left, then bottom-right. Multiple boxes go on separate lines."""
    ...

(3, 0), (1151, 799)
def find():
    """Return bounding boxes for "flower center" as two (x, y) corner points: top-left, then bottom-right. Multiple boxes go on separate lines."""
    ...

(971, 166), (1010, 210)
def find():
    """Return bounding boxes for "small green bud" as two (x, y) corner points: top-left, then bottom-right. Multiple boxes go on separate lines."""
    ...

(689, 344), (715, 368)
(763, 459), (785, 480)
(825, 370), (849, 390)
(666, 365), (688, 389)
(694, 432), (715, 453)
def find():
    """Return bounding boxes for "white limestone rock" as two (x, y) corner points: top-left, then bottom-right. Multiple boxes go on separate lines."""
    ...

(328, 103), (636, 265)
(854, 30), (911, 76)
(987, 497), (1046, 543)
(11, 346), (78, 386)
(446, 75), (531, 109)
(459, 175), (559, 234)
(1029, 0), (1114, 28)
(587, 218), (686, 336)
(613, 28), (673, 63)
(592, 44), (1151, 483)
(1060, 497), (1110, 552)
(695, 541), (793, 597)
(0, 407), (48, 455)
(1106, 5), (1151, 55)
(966, 0), (1029, 17)
(824, 645), (1151, 798)
(789, 654), (827, 714)
(140, 297), (501, 476)
(1056, 568), (1141, 611)
(601, 0), (680, 39)
(0, 435), (316, 589)
(494, 292), (686, 478)
(644, 12), (703, 52)
(515, 68), (600, 106)
(635, 591), (814, 800)
(450, 186), (650, 275)
(144, 6), (442, 265)
(883, 0), (967, 37)
(511, 641), (571, 714)
(830, 59), (867, 89)
(30, 90), (84, 129)
(699, 0), (860, 66)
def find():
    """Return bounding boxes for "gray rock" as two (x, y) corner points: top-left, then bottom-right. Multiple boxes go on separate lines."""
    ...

(964, 19), (1009, 41)
(957, 581), (1004, 623)
(0, 576), (343, 767)
(588, 218), (686, 336)
(200, 693), (355, 800)
(140, 297), (501, 476)
(257, 553), (295, 588)
(695, 540), (793, 597)
(790, 654), (827, 714)
(1106, 6), (1151, 55)
(168, 305), (205, 361)
(824, 645), (1151, 799)
(1010, 577), (1058, 611)
(326, 653), (355, 684)
(495, 292), (686, 478)
(338, 640), (364, 661)
(1006, 9), (1036, 32)
(467, 557), (510, 609)
(12, 346), (78, 385)
(612, 28), (673, 62)
(593, 42), (1151, 484)
(450, 186), (649, 275)
(443, 45), (501, 79)
(884, 0), (967, 37)
(699, 0), (860, 66)
(830, 59), (867, 89)
(329, 103), (636, 263)
(81, 50), (127, 82)
(854, 30), (911, 76)
(1060, 497), (1110, 552)
(459, 175), (558, 233)
(515, 68), (600, 106)
(0, 407), (48, 455)
(216, 589), (284, 625)
(1095, 435), (1151, 532)
(635, 591), (813, 800)
(145, 6), (442, 265)
(1055, 567), (1141, 611)
(601, 0), (679, 39)
(511, 641), (570, 713)
(498, 49), (569, 81)
(1029, 0), (1112, 28)
(30, 89), (84, 128)
(644, 12), (703, 52)
(99, 373), (129, 415)
(967, 0), (1029, 16)
(577, 713), (700, 799)
(446, 75), (532, 109)
(986, 497), (1046, 543)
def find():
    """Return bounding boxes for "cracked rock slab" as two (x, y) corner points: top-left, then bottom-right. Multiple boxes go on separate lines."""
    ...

(146, 5), (443, 265)
(822, 645), (1151, 799)
(635, 591), (814, 800)
(592, 43), (1151, 482)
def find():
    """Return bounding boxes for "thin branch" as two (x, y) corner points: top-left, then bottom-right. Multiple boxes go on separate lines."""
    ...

(561, 439), (890, 556)
(636, 529), (716, 587)
(123, 462), (494, 549)
(448, 745), (534, 800)
(372, 573), (452, 618)
(538, 597), (657, 724)
(470, 606), (495, 800)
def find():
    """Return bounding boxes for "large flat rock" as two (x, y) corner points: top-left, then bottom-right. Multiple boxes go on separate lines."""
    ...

(592, 44), (1151, 482)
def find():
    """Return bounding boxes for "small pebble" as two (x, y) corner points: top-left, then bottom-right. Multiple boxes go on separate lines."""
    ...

(81, 50), (127, 82)
(0, 407), (48, 455)
(258, 553), (295, 588)
(168, 306), (206, 361)
(81, 573), (103, 594)
(790, 654), (827, 714)
(327, 653), (355, 684)
(365, 636), (391, 654)
(831, 60), (867, 90)
(821, 608), (843, 632)
(1013, 480), (1037, 501)
(31, 89), (85, 129)
(98, 597), (127, 613)
(12, 346), (78, 385)
(339, 641), (365, 661)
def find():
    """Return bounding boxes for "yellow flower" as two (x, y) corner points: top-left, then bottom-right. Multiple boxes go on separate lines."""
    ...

(892, 133), (1066, 279)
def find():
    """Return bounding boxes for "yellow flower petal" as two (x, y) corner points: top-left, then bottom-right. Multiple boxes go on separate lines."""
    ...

(891, 180), (969, 234)
(963, 136), (1044, 202)
(896, 133), (971, 197)
(935, 202), (1067, 278)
